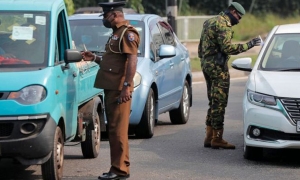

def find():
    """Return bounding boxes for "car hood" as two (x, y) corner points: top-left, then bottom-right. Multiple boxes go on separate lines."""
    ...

(251, 70), (300, 98)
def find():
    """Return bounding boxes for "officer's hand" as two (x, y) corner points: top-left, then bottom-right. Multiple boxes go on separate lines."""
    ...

(247, 37), (261, 49)
(118, 87), (132, 104)
(81, 51), (94, 61)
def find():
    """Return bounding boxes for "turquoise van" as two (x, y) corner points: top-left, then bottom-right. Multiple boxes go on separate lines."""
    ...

(0, 0), (106, 179)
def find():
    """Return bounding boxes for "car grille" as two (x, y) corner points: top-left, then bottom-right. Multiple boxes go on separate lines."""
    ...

(249, 126), (300, 141)
(0, 123), (14, 137)
(279, 98), (300, 124)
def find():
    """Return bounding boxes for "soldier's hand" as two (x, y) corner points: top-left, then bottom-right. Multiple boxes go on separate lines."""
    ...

(247, 37), (261, 49)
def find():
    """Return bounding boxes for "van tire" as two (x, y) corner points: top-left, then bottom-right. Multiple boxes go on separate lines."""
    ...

(81, 111), (101, 158)
(41, 126), (64, 180)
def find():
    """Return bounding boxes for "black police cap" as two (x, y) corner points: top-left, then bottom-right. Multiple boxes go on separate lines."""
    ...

(98, 1), (126, 16)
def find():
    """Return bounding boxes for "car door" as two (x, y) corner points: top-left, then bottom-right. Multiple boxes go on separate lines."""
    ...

(149, 19), (175, 110)
(157, 21), (183, 107)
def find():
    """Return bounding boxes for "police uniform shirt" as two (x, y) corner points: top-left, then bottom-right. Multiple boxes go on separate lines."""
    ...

(94, 20), (140, 91)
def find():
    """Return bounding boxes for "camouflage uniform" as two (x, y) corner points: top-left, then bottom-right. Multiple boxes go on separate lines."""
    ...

(198, 11), (249, 129)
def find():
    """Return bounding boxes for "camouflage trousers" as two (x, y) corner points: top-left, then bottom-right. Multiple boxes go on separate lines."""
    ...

(202, 59), (230, 129)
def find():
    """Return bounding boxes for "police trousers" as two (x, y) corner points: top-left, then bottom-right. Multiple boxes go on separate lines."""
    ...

(104, 90), (131, 176)
(202, 62), (230, 129)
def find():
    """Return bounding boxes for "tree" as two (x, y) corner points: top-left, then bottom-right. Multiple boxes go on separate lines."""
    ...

(127, 0), (145, 14)
(64, 0), (75, 15)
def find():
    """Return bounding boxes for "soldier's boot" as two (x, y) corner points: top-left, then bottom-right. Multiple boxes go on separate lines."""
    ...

(204, 126), (213, 147)
(211, 128), (235, 149)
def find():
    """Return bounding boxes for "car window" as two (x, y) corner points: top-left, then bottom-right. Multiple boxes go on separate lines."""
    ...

(149, 23), (164, 61)
(260, 34), (300, 70)
(158, 21), (175, 46)
(69, 19), (144, 57)
(69, 19), (111, 54)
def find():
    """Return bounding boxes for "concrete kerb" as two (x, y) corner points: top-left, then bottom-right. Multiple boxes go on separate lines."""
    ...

(192, 69), (250, 82)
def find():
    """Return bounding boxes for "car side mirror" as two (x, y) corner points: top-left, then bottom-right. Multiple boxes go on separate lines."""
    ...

(158, 44), (176, 58)
(62, 49), (83, 71)
(231, 57), (252, 72)
(64, 49), (82, 64)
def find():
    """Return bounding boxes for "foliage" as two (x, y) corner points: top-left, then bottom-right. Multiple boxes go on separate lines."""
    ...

(127, 0), (144, 13)
(233, 13), (300, 41)
(64, 0), (75, 15)
(72, 0), (300, 17)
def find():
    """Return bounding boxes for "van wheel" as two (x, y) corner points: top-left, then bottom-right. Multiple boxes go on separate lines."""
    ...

(169, 81), (190, 124)
(135, 89), (155, 139)
(81, 111), (101, 158)
(41, 126), (64, 180)
(244, 144), (263, 160)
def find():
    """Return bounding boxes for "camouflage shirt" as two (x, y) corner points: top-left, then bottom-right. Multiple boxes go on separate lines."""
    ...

(198, 11), (249, 62)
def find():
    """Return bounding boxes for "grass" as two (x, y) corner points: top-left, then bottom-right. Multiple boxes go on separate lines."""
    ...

(190, 54), (258, 72)
(233, 13), (300, 41)
(188, 13), (300, 72)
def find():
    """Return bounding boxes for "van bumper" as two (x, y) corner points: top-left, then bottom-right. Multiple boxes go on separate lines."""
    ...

(0, 114), (56, 165)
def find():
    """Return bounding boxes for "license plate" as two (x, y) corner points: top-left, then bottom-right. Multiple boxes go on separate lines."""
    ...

(297, 121), (300, 132)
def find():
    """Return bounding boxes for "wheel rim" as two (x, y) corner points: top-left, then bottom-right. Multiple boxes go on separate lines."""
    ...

(56, 138), (63, 171)
(94, 116), (100, 150)
(149, 94), (155, 132)
(182, 85), (190, 118)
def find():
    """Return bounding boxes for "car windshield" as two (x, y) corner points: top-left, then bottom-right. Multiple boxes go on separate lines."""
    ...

(69, 19), (144, 56)
(260, 34), (300, 71)
(0, 11), (49, 68)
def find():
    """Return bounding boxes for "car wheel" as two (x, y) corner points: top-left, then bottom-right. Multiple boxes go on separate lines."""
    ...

(135, 89), (155, 139)
(169, 80), (190, 124)
(243, 143), (263, 160)
(41, 126), (64, 180)
(81, 111), (101, 158)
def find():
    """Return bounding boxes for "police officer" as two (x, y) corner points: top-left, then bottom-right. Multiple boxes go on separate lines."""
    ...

(198, 2), (261, 149)
(81, 1), (140, 179)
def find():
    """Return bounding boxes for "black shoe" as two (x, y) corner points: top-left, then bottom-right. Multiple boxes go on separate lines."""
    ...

(98, 172), (130, 180)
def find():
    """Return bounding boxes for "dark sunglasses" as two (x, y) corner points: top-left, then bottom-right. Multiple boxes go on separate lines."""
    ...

(235, 11), (242, 20)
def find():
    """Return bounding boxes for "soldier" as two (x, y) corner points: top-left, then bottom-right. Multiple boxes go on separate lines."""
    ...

(198, 2), (261, 149)
(81, 1), (140, 180)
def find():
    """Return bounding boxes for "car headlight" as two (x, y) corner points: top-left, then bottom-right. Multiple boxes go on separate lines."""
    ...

(7, 85), (47, 105)
(247, 90), (277, 107)
(133, 72), (141, 88)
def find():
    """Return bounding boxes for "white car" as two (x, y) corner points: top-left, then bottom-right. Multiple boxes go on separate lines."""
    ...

(232, 23), (300, 160)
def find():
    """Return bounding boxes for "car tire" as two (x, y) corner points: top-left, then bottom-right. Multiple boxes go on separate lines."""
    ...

(135, 89), (155, 139)
(244, 144), (263, 160)
(81, 111), (101, 158)
(169, 80), (190, 124)
(41, 126), (64, 180)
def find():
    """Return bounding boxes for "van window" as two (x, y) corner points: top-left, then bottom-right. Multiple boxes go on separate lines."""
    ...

(56, 10), (70, 62)
(0, 11), (49, 68)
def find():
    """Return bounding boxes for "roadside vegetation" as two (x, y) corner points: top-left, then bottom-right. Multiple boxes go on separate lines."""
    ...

(190, 13), (300, 72)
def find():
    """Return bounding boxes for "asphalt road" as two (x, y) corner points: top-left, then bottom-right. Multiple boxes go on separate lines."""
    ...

(1, 78), (300, 180)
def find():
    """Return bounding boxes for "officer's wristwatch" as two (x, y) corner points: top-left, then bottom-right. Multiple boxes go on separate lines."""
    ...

(123, 81), (131, 87)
